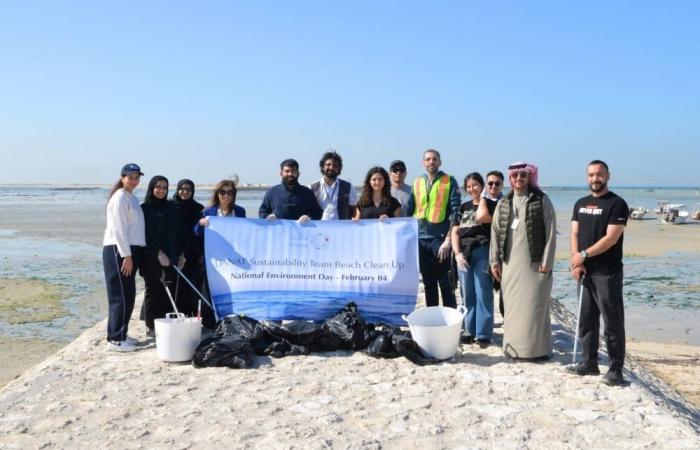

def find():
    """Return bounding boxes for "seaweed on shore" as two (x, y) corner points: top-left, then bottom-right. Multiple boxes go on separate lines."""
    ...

(0, 278), (68, 324)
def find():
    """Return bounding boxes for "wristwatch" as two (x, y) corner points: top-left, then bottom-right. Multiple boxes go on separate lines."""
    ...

(580, 250), (588, 260)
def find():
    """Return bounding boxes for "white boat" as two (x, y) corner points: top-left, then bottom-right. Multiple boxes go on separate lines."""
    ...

(629, 207), (648, 220)
(660, 204), (690, 224)
(654, 200), (670, 214)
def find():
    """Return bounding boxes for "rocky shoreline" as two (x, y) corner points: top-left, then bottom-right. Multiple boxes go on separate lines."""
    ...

(1, 296), (697, 449)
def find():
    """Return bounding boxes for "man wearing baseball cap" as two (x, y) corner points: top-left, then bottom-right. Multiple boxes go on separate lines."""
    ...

(389, 160), (411, 217)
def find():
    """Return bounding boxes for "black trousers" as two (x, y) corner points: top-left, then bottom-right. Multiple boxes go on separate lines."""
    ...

(418, 238), (456, 308)
(139, 250), (177, 330)
(103, 245), (141, 341)
(174, 255), (203, 317)
(578, 270), (626, 370)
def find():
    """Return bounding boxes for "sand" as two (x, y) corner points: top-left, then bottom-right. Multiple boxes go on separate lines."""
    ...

(0, 294), (698, 449)
(0, 337), (64, 387)
(627, 341), (700, 407)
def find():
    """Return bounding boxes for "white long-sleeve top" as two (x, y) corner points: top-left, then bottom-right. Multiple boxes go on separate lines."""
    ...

(102, 188), (146, 257)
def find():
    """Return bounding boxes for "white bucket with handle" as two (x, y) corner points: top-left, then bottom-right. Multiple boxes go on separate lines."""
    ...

(402, 305), (467, 360)
(154, 313), (202, 362)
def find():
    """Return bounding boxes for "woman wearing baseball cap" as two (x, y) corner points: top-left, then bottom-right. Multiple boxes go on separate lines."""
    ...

(102, 163), (146, 352)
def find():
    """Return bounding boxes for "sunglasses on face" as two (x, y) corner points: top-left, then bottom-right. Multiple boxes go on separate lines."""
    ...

(512, 171), (529, 179)
(218, 190), (235, 196)
(391, 168), (406, 173)
(487, 181), (501, 187)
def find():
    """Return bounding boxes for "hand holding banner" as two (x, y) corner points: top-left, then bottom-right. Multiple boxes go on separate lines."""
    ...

(205, 217), (419, 325)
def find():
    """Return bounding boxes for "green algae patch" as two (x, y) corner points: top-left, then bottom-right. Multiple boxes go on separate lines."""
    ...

(0, 278), (68, 324)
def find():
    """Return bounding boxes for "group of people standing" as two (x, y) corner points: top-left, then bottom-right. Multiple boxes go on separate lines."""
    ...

(102, 166), (208, 351)
(101, 152), (629, 386)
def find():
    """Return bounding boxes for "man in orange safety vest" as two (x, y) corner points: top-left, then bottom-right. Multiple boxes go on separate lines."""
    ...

(407, 149), (461, 308)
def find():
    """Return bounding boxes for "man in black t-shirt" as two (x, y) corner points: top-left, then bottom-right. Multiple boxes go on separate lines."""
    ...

(568, 160), (629, 386)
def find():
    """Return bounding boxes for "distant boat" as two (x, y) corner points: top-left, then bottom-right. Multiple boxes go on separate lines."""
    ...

(629, 207), (648, 220)
(660, 204), (690, 225)
(654, 200), (670, 214)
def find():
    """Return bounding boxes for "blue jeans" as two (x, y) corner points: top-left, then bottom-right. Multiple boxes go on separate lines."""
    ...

(458, 245), (493, 341)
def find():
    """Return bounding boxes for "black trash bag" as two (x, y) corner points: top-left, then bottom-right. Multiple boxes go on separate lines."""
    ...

(265, 339), (310, 358)
(261, 320), (324, 347)
(363, 327), (401, 359)
(215, 315), (273, 355)
(319, 302), (373, 351)
(192, 335), (254, 369)
(392, 333), (439, 366)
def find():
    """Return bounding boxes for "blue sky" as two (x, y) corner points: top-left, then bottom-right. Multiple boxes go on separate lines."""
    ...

(1, 1), (698, 186)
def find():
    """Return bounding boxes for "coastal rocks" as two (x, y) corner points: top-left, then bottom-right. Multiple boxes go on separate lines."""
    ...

(0, 297), (698, 449)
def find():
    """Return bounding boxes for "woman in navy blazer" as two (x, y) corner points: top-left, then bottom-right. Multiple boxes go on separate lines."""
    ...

(195, 179), (246, 235)
(193, 179), (246, 328)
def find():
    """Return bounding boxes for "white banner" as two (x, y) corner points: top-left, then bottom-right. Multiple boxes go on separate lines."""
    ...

(205, 217), (419, 325)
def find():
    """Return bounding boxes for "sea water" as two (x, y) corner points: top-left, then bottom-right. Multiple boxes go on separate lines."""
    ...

(1, 185), (698, 344)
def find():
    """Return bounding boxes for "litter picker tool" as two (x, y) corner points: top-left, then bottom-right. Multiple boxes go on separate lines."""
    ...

(571, 273), (586, 365)
(172, 265), (214, 311)
(160, 270), (181, 316)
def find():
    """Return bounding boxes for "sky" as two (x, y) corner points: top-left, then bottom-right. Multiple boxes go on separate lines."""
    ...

(1, 1), (699, 186)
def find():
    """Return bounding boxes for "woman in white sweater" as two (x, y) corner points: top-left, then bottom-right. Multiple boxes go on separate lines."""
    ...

(102, 163), (146, 351)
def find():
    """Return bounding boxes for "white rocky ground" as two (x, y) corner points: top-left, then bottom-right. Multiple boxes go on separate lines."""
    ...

(0, 297), (698, 449)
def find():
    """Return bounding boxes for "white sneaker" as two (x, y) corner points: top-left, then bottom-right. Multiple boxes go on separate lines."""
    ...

(124, 336), (139, 346)
(106, 340), (136, 352)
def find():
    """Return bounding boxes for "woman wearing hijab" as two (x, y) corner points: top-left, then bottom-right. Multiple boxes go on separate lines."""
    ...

(353, 167), (402, 220)
(450, 172), (493, 347)
(102, 163), (146, 351)
(172, 179), (204, 316)
(140, 175), (183, 337)
(490, 162), (556, 360)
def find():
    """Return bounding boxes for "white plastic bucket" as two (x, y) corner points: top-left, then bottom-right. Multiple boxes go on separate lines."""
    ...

(402, 305), (467, 360)
(154, 313), (202, 362)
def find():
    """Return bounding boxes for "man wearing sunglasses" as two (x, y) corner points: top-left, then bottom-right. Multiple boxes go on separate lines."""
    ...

(406, 149), (461, 308)
(569, 160), (629, 386)
(490, 162), (557, 360)
(476, 170), (506, 317)
(389, 160), (411, 217)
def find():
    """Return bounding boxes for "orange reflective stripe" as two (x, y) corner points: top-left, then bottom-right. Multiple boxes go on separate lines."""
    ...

(412, 177), (426, 219)
(428, 175), (450, 222)
(413, 175), (451, 223)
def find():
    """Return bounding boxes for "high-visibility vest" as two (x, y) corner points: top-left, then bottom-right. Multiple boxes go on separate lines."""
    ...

(412, 174), (451, 223)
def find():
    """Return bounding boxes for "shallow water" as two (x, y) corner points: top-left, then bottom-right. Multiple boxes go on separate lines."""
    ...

(1, 185), (699, 344)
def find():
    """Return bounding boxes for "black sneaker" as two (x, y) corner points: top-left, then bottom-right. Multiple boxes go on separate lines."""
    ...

(476, 339), (490, 349)
(566, 362), (601, 376)
(602, 369), (625, 386)
(460, 334), (475, 344)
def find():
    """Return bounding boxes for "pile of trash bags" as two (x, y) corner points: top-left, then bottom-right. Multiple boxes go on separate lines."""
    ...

(192, 302), (437, 368)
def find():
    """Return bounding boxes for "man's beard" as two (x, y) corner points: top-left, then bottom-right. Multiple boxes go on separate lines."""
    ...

(323, 168), (338, 181)
(589, 181), (607, 193)
(283, 176), (297, 186)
